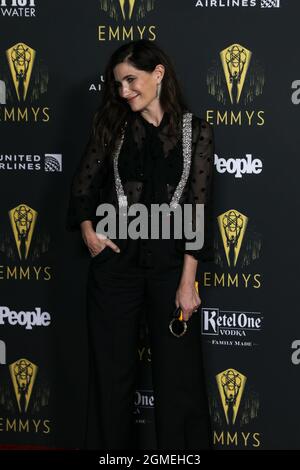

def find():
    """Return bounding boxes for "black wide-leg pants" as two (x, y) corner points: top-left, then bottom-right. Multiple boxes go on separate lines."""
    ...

(84, 239), (211, 450)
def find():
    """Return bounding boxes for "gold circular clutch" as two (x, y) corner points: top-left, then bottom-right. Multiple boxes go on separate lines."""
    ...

(169, 306), (188, 338)
(169, 317), (187, 338)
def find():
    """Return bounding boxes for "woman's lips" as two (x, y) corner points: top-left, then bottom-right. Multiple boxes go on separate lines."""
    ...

(127, 95), (139, 102)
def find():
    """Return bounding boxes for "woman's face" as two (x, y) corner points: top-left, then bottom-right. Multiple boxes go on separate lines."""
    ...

(113, 62), (163, 111)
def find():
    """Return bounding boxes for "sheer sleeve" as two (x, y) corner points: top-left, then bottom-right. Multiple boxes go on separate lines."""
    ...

(184, 117), (214, 261)
(66, 114), (107, 231)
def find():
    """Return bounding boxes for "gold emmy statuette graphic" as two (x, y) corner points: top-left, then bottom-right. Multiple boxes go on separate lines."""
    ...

(220, 43), (252, 105)
(9, 358), (38, 413)
(218, 209), (248, 267)
(9, 204), (38, 260)
(216, 368), (246, 425)
(6, 42), (36, 102)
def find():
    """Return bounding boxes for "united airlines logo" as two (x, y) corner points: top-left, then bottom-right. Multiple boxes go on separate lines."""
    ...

(45, 154), (62, 172)
(195, 0), (280, 8)
(260, 0), (280, 7)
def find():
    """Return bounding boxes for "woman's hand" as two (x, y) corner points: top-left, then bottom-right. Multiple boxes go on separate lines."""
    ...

(175, 281), (201, 322)
(175, 254), (201, 321)
(80, 220), (120, 257)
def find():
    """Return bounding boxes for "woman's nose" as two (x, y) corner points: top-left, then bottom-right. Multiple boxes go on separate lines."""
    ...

(119, 84), (130, 98)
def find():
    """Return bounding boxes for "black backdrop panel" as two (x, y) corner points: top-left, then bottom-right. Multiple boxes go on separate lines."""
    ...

(0, 0), (299, 450)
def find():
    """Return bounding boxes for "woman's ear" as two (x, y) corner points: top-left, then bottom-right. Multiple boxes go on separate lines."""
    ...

(155, 64), (165, 82)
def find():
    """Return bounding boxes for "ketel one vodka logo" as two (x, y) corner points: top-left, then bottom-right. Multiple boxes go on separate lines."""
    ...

(207, 43), (264, 106)
(217, 209), (248, 267)
(216, 368), (246, 425)
(9, 358), (38, 413)
(99, 0), (155, 21)
(9, 204), (37, 260)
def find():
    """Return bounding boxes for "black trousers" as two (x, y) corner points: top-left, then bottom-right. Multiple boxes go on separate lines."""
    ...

(85, 239), (211, 450)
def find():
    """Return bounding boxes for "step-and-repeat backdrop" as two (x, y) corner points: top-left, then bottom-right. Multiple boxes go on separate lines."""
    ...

(0, 0), (299, 450)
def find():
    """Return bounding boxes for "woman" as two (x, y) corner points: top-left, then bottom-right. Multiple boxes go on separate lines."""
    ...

(67, 39), (214, 450)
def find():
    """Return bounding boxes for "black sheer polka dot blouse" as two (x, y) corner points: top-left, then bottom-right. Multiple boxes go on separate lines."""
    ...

(67, 110), (214, 265)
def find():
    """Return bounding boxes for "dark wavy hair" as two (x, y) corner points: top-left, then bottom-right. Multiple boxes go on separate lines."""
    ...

(93, 39), (188, 157)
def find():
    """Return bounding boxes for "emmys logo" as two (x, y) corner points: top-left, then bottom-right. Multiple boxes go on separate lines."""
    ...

(9, 203), (37, 261)
(219, 44), (255, 105)
(9, 358), (38, 413)
(45, 154), (62, 172)
(212, 368), (260, 447)
(201, 209), (262, 288)
(291, 80), (300, 105)
(0, 42), (49, 122)
(0, 79), (6, 104)
(291, 340), (300, 365)
(0, 339), (6, 364)
(214, 153), (263, 178)
(98, 0), (156, 41)
(206, 43), (265, 126)
(216, 368), (246, 425)
(0, 0), (36, 17)
(0, 204), (52, 280)
(218, 209), (248, 268)
(220, 43), (252, 105)
(6, 42), (36, 102)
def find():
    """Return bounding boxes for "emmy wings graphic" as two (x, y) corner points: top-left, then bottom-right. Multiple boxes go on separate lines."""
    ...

(207, 43), (265, 106)
(99, 0), (155, 21)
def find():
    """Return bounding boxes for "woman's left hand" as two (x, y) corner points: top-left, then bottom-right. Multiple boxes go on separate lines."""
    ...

(175, 282), (201, 322)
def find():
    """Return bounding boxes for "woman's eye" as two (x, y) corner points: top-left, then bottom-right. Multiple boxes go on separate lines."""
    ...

(127, 77), (134, 83)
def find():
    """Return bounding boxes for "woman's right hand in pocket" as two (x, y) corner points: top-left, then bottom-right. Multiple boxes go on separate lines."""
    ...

(80, 221), (120, 257)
